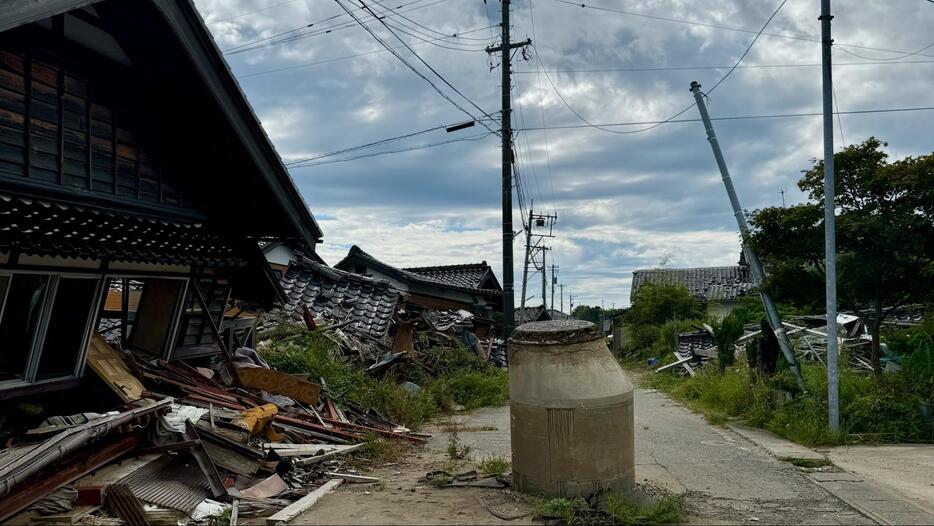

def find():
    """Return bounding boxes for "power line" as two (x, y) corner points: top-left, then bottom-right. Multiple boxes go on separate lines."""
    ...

(288, 131), (495, 168)
(368, 0), (494, 41)
(513, 106), (934, 131)
(545, 0), (934, 60)
(535, 0), (788, 135)
(835, 41), (934, 62)
(236, 25), (497, 78)
(330, 0), (499, 134)
(527, 0), (558, 216)
(512, 59), (934, 74)
(344, 0), (500, 132)
(209, 0), (302, 24)
(224, 0), (459, 55)
(283, 120), (494, 165)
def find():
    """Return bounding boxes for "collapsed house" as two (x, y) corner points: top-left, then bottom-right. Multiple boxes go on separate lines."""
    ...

(335, 245), (503, 318)
(0, 2), (428, 523)
(631, 253), (753, 318)
(261, 254), (505, 370)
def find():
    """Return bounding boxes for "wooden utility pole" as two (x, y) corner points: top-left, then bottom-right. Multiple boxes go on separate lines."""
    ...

(487, 0), (530, 341)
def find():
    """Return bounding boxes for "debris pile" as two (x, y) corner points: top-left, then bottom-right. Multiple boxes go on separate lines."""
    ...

(255, 256), (505, 371)
(0, 333), (422, 525)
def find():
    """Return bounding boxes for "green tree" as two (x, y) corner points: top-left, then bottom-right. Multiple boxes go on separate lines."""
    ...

(626, 283), (703, 326)
(711, 311), (744, 372)
(748, 138), (934, 377)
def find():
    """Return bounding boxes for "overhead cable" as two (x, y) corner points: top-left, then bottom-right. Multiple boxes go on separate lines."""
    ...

(512, 106), (934, 131)
(534, 0), (787, 135)
(546, 0), (934, 60)
(330, 0), (499, 134)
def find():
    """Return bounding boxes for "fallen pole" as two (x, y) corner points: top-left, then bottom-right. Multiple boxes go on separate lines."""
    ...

(689, 81), (806, 392)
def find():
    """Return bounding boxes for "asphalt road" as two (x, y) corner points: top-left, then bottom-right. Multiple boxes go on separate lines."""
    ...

(431, 387), (874, 525)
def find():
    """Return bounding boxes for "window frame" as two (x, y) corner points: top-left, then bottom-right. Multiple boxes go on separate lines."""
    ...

(0, 271), (104, 389)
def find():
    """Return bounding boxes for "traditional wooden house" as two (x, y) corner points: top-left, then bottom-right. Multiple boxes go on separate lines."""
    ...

(630, 253), (753, 318)
(0, 1), (322, 398)
(334, 245), (503, 317)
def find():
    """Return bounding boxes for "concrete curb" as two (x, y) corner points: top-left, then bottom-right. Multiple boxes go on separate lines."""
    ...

(727, 425), (934, 525)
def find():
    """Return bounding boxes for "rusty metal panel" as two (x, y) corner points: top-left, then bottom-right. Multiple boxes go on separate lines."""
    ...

(119, 454), (211, 516)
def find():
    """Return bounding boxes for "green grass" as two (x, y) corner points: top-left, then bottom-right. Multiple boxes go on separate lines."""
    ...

(476, 455), (511, 475)
(534, 493), (685, 525)
(646, 363), (933, 446)
(446, 431), (471, 460)
(260, 329), (509, 429)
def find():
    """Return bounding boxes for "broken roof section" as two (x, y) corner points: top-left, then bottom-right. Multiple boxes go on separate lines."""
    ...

(336, 246), (502, 296)
(273, 256), (400, 340)
(630, 265), (753, 303)
(403, 262), (502, 293)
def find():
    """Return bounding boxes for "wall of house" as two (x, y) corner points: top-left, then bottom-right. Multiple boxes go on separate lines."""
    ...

(0, 24), (191, 211)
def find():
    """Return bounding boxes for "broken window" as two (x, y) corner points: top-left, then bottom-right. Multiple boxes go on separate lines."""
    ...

(0, 275), (50, 382)
(0, 273), (102, 386)
(36, 277), (101, 380)
(130, 278), (186, 357)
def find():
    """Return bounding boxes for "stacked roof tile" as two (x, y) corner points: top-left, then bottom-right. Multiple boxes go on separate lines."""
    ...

(0, 194), (242, 266)
(274, 257), (400, 340)
(630, 265), (754, 303)
(403, 263), (492, 291)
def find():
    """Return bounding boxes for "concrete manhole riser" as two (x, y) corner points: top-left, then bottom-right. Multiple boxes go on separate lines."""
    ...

(508, 319), (635, 498)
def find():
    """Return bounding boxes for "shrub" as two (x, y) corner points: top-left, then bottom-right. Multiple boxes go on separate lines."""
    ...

(260, 328), (508, 430)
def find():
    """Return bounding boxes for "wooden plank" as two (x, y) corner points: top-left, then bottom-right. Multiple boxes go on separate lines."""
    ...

(293, 444), (364, 465)
(85, 334), (145, 403)
(265, 479), (343, 525)
(324, 472), (380, 484)
(261, 444), (357, 458)
(235, 367), (320, 405)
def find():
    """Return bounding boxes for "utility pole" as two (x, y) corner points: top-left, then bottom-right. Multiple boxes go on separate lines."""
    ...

(550, 264), (558, 313)
(690, 81), (806, 392)
(541, 246), (548, 309)
(486, 1), (530, 341)
(519, 207), (533, 326)
(821, 0), (840, 433)
(560, 283), (564, 313)
(569, 292), (574, 315)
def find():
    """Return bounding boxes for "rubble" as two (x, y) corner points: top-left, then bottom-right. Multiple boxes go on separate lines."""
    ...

(0, 332), (424, 525)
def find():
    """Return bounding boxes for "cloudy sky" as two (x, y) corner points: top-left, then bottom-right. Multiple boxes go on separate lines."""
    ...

(194, 0), (934, 308)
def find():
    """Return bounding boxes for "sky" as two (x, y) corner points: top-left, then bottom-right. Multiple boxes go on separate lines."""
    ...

(193, 0), (934, 309)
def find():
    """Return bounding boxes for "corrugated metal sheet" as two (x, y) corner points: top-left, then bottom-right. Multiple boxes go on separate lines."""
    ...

(119, 454), (210, 516)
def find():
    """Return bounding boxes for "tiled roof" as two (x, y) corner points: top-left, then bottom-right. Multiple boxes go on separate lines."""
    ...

(337, 246), (502, 296)
(631, 265), (754, 303)
(273, 257), (400, 339)
(403, 263), (500, 292)
(0, 194), (242, 266)
(515, 304), (552, 325)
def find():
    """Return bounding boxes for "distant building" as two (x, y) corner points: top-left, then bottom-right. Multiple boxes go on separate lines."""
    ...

(630, 253), (754, 318)
(334, 245), (503, 317)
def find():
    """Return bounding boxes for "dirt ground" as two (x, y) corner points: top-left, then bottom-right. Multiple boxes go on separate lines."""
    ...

(294, 418), (538, 525)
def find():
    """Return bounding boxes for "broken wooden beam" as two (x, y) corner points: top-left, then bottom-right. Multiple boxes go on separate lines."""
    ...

(265, 479), (343, 524)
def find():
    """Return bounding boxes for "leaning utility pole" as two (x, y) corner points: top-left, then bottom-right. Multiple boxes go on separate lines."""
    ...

(690, 81), (806, 392)
(486, 0), (530, 342)
(821, 0), (840, 432)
